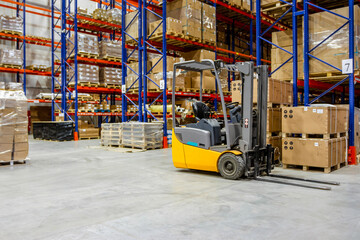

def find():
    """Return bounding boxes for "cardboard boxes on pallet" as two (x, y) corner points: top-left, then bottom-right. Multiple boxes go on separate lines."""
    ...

(201, 3), (216, 44)
(307, 5), (360, 74)
(100, 67), (122, 85)
(0, 15), (23, 34)
(68, 64), (99, 84)
(148, 17), (182, 37)
(282, 106), (349, 172)
(78, 120), (100, 139)
(167, 0), (202, 41)
(69, 33), (99, 56)
(99, 40), (122, 59)
(0, 88), (29, 162)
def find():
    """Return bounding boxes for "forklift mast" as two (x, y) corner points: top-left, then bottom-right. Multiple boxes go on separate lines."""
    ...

(221, 62), (268, 152)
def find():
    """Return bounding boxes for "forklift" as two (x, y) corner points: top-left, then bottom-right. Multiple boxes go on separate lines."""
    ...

(171, 60), (339, 190)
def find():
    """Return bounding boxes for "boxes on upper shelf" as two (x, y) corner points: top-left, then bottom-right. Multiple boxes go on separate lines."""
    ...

(231, 78), (293, 105)
(201, 3), (216, 44)
(167, 0), (202, 41)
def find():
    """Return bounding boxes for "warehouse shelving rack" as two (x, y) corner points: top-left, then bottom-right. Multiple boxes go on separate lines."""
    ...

(255, 0), (358, 164)
(0, 0), (57, 94)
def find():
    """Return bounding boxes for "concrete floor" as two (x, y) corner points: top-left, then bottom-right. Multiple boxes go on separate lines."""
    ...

(0, 139), (360, 240)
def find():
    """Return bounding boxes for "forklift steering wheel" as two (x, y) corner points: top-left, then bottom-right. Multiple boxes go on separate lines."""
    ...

(226, 102), (239, 109)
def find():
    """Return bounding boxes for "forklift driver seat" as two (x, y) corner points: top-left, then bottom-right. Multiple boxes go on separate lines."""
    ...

(192, 101), (211, 121)
(186, 101), (221, 146)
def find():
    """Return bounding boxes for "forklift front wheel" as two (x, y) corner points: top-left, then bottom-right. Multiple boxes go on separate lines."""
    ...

(218, 153), (245, 180)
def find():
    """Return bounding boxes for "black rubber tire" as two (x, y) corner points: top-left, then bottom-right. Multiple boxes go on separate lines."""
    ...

(217, 153), (245, 180)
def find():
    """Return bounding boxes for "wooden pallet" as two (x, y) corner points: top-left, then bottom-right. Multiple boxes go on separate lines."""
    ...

(102, 56), (122, 62)
(0, 29), (22, 36)
(0, 64), (22, 69)
(202, 40), (216, 46)
(283, 162), (347, 174)
(168, 87), (185, 92)
(122, 144), (162, 150)
(148, 88), (164, 93)
(267, 131), (282, 138)
(184, 35), (201, 43)
(26, 65), (48, 72)
(282, 132), (347, 140)
(185, 88), (200, 93)
(71, 52), (99, 59)
(79, 136), (100, 140)
(0, 159), (27, 166)
(78, 82), (99, 88)
(151, 31), (184, 39)
(100, 83), (121, 89)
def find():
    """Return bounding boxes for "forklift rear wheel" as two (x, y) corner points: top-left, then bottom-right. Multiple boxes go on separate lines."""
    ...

(218, 153), (245, 180)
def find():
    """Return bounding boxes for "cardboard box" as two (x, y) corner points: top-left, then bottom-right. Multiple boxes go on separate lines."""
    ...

(182, 49), (215, 62)
(282, 106), (348, 134)
(271, 61), (304, 81)
(282, 137), (347, 168)
(0, 125), (15, 135)
(0, 134), (13, 143)
(14, 134), (28, 143)
(232, 78), (293, 105)
(267, 108), (282, 133)
(271, 45), (303, 64)
(148, 17), (182, 36)
(0, 152), (12, 161)
(0, 144), (13, 154)
(151, 56), (179, 74)
(13, 151), (28, 161)
(191, 76), (216, 90)
(272, 29), (303, 48)
(307, 6), (360, 74)
(14, 142), (28, 152)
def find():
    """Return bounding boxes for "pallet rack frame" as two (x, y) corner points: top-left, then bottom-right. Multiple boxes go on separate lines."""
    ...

(256, 0), (357, 164)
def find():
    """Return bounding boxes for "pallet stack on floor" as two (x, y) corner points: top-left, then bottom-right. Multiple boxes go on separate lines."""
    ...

(282, 105), (348, 173)
(0, 84), (29, 165)
(100, 122), (163, 150)
(101, 123), (122, 147)
(122, 122), (163, 150)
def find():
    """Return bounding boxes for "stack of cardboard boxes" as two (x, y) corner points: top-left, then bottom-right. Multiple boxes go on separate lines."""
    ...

(282, 106), (348, 172)
(201, 3), (216, 45)
(78, 120), (100, 139)
(99, 40), (122, 59)
(0, 87), (28, 162)
(167, 0), (202, 41)
(271, 29), (303, 81)
(100, 67), (122, 86)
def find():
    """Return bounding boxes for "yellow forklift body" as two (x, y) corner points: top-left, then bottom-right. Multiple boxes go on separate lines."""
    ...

(172, 129), (241, 172)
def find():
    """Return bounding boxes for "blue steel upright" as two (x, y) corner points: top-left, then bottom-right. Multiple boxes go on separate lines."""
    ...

(256, 0), (297, 104)
(142, 0), (168, 143)
(16, 0), (26, 94)
(122, 0), (142, 122)
(303, 0), (355, 158)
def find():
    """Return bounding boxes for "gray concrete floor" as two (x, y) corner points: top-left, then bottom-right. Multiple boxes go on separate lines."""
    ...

(0, 138), (360, 240)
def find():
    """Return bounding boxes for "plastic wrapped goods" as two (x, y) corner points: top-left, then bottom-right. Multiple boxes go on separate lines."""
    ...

(100, 67), (122, 85)
(0, 89), (28, 162)
(100, 40), (122, 59)
(0, 49), (22, 66)
(107, 8), (122, 25)
(68, 64), (99, 83)
(69, 33), (99, 56)
(0, 15), (22, 33)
